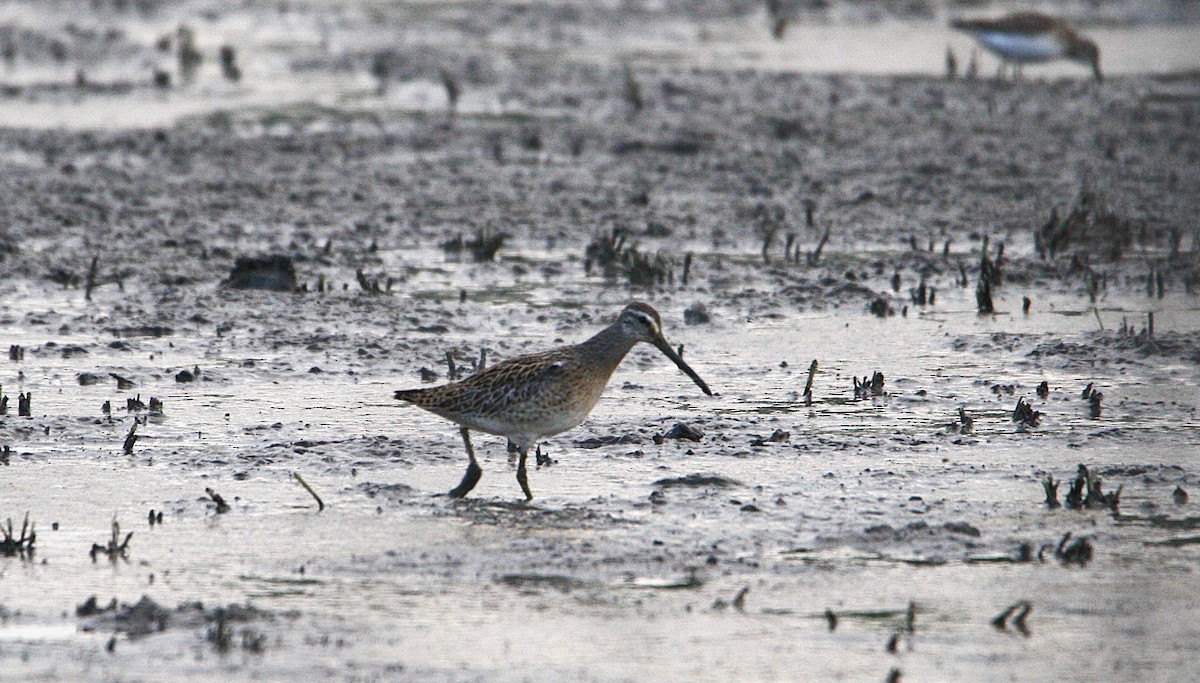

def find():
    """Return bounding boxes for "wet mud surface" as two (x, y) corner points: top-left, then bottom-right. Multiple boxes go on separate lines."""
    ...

(3, 1), (1200, 681)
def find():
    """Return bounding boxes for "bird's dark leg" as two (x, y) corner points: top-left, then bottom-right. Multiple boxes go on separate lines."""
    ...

(448, 427), (482, 498)
(516, 446), (533, 502)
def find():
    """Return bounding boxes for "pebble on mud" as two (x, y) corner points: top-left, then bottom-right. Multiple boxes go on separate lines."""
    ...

(663, 423), (704, 442)
(224, 255), (297, 291)
(683, 303), (711, 325)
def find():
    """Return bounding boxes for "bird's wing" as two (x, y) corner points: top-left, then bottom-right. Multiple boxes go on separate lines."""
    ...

(395, 347), (571, 416)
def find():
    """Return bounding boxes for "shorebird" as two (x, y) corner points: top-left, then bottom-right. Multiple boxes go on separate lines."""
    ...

(394, 302), (713, 501)
(950, 12), (1102, 82)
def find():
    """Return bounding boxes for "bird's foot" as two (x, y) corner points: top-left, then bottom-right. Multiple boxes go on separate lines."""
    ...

(448, 460), (483, 499)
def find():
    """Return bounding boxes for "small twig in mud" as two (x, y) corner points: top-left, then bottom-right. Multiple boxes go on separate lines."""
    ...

(1064, 463), (1121, 510)
(18, 391), (31, 416)
(910, 280), (929, 306)
(732, 586), (749, 612)
(355, 268), (376, 293)
(765, 0), (787, 39)
(1036, 381), (1049, 399)
(749, 429), (789, 446)
(7, 344), (23, 360)
(584, 227), (672, 287)
(1, 445), (10, 465)
(745, 201), (786, 265)
(292, 472), (325, 512)
(465, 229), (507, 262)
(712, 586), (750, 611)
(1042, 476), (1061, 508)
(1, 512), (36, 557)
(1011, 398), (1041, 428)
(84, 255), (99, 301)
(148, 509), (163, 525)
(445, 351), (460, 380)
(110, 373), (135, 390)
(1012, 602), (1032, 634)
(905, 601), (916, 634)
(122, 421), (138, 454)
(807, 224), (831, 266)
(176, 25), (203, 83)
(1054, 532), (1094, 566)
(975, 278), (994, 314)
(869, 298), (893, 318)
(207, 609), (232, 653)
(682, 252), (692, 286)
(369, 51), (390, 95)
(1034, 189), (1157, 261)
(440, 68), (460, 114)
(218, 44), (241, 82)
(802, 360), (818, 405)
(148, 397), (163, 414)
(885, 631), (899, 653)
(1091, 307), (1104, 331)
(90, 518), (132, 561)
(1173, 486), (1188, 505)
(825, 608), (838, 631)
(886, 668), (902, 683)
(853, 372), (885, 399)
(951, 406), (973, 434)
(1022, 296), (1031, 314)
(206, 487), (231, 514)
(1088, 390), (1103, 418)
(991, 600), (1032, 636)
(622, 62), (643, 113)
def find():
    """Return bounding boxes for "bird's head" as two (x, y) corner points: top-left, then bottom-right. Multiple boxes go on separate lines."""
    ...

(619, 302), (713, 396)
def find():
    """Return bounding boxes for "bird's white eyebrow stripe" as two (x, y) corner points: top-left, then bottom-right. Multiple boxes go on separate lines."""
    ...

(630, 311), (657, 328)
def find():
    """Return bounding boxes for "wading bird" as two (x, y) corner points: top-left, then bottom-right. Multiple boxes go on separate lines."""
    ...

(951, 12), (1101, 82)
(395, 302), (713, 500)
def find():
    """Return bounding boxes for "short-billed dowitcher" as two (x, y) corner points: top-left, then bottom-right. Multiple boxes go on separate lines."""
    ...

(394, 302), (713, 501)
(951, 12), (1101, 82)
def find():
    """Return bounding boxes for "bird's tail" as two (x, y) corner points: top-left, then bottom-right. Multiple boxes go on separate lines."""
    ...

(394, 388), (424, 402)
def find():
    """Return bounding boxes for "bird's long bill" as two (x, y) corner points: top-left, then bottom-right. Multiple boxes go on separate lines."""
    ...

(651, 335), (714, 396)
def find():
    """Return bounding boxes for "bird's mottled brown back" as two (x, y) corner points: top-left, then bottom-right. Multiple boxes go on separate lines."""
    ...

(394, 345), (609, 438)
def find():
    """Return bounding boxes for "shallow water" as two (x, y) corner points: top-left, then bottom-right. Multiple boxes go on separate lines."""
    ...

(3, 270), (1199, 681)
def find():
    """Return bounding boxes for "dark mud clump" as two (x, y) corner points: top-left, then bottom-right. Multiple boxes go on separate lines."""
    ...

(224, 255), (297, 291)
(77, 594), (275, 643)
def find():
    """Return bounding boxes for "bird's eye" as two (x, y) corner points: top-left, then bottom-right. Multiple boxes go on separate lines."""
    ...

(630, 312), (657, 332)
